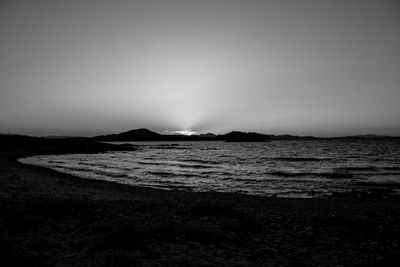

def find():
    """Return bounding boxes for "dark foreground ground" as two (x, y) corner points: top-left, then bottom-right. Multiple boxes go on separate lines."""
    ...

(1, 138), (400, 266)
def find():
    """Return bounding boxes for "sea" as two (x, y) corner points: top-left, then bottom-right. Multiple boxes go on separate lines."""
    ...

(18, 140), (400, 198)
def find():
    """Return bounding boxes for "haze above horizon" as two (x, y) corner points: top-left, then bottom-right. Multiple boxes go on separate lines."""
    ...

(1, 0), (399, 137)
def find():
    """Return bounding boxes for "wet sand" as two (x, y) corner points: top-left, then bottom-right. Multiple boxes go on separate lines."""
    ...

(1, 140), (400, 266)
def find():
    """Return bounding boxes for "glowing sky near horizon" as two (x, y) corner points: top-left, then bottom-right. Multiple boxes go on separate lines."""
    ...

(1, 0), (400, 136)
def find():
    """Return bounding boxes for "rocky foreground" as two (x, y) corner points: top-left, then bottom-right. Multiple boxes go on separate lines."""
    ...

(0, 137), (400, 266)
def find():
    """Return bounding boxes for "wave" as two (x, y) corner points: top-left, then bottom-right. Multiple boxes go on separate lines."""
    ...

(265, 157), (331, 162)
(147, 184), (193, 191)
(177, 164), (214, 169)
(381, 166), (400, 171)
(336, 166), (378, 171)
(148, 145), (187, 150)
(119, 166), (140, 170)
(146, 170), (205, 178)
(266, 170), (353, 179)
(61, 165), (93, 172)
(372, 158), (400, 162)
(153, 144), (180, 146)
(362, 175), (400, 186)
(93, 169), (128, 178)
(180, 159), (221, 165)
(147, 171), (177, 177)
(138, 160), (213, 169)
(137, 161), (164, 166)
(48, 160), (66, 164)
(267, 171), (315, 177)
(78, 162), (111, 168)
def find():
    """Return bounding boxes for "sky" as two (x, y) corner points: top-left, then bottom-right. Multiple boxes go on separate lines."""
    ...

(0, 0), (399, 137)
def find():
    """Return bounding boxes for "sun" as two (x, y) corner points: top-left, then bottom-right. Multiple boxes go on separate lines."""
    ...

(174, 130), (197, 136)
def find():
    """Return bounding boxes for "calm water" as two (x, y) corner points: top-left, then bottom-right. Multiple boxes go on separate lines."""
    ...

(19, 140), (400, 197)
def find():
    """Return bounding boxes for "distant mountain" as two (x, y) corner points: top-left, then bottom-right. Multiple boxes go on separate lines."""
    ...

(269, 134), (318, 140)
(198, 133), (217, 138)
(0, 134), (135, 154)
(46, 135), (78, 139)
(3, 130), (399, 143)
(94, 129), (273, 142)
(331, 134), (395, 139)
(92, 128), (163, 141)
(220, 131), (271, 142)
(91, 129), (400, 142)
(269, 134), (400, 140)
(92, 129), (218, 141)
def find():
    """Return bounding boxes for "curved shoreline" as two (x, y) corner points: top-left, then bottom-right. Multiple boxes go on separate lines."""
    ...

(17, 151), (400, 200)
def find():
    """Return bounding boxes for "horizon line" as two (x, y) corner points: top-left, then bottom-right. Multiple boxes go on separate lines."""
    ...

(1, 128), (400, 139)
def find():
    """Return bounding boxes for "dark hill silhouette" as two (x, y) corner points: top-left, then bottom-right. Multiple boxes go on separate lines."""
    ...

(331, 134), (395, 140)
(3, 130), (399, 144)
(92, 128), (163, 141)
(270, 134), (318, 140)
(92, 129), (216, 141)
(91, 129), (400, 142)
(92, 129), (272, 142)
(198, 133), (217, 138)
(220, 131), (271, 142)
(0, 134), (136, 155)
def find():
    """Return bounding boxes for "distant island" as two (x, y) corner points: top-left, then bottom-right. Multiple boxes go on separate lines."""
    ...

(92, 128), (272, 142)
(91, 128), (399, 142)
(1, 129), (399, 143)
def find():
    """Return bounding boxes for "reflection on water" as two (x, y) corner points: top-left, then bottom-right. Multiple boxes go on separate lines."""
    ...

(19, 140), (400, 197)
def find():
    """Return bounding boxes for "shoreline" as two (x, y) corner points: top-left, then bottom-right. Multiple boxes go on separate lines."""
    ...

(16, 150), (400, 200)
(1, 140), (400, 266)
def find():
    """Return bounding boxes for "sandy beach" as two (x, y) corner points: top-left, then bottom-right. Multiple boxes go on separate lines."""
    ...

(1, 139), (400, 266)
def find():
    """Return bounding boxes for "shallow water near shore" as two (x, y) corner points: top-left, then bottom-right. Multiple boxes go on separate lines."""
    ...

(19, 140), (400, 198)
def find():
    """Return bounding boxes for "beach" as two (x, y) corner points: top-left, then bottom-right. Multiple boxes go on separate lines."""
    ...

(1, 139), (400, 266)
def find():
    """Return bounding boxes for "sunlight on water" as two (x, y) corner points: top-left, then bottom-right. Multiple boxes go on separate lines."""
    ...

(19, 140), (400, 198)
